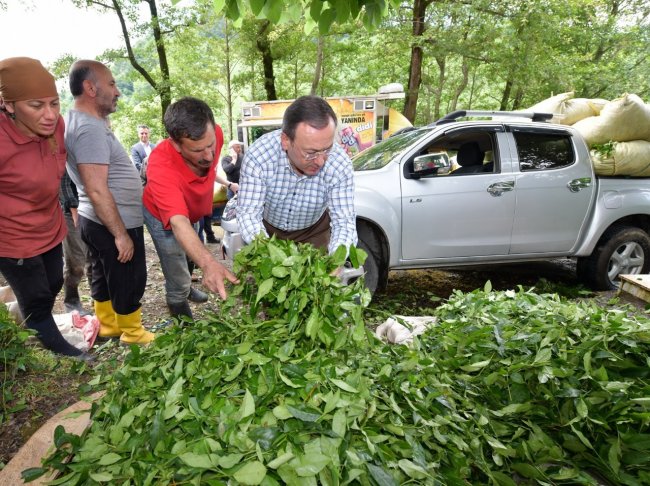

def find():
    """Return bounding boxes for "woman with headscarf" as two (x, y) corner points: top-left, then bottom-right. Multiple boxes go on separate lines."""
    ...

(0, 57), (92, 360)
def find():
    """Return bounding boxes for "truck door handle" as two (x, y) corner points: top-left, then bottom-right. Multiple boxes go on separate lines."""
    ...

(487, 181), (515, 197)
(567, 177), (592, 193)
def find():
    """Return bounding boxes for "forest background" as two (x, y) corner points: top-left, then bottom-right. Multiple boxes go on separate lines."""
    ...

(4, 0), (649, 149)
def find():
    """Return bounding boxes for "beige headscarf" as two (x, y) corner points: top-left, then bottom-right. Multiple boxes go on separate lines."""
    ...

(0, 57), (57, 102)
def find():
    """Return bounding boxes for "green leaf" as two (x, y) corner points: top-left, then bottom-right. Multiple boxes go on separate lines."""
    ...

(332, 408), (346, 437)
(89, 472), (114, 482)
(293, 452), (331, 476)
(20, 468), (48, 482)
(273, 404), (293, 420)
(305, 307), (320, 339)
(98, 452), (122, 466)
(608, 440), (621, 475)
(240, 389), (256, 419)
(332, 245), (347, 265)
(249, 0), (265, 16)
(459, 359), (490, 372)
(225, 360), (244, 381)
(330, 378), (358, 393)
(219, 453), (245, 469)
(179, 452), (215, 469)
(263, 0), (283, 24)
(256, 278), (275, 303)
(267, 451), (295, 469)
(233, 460), (267, 485)
(318, 8), (337, 35)
(397, 459), (428, 479)
(367, 463), (398, 486)
(287, 404), (321, 422)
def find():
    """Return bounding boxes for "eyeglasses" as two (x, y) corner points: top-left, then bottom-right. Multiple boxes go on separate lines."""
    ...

(294, 144), (333, 161)
(303, 149), (332, 161)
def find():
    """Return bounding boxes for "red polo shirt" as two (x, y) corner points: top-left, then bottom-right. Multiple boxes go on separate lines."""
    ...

(143, 125), (224, 229)
(0, 112), (67, 258)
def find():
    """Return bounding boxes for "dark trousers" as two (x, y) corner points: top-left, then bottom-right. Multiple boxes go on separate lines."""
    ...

(79, 216), (147, 315)
(263, 211), (331, 250)
(0, 244), (64, 324)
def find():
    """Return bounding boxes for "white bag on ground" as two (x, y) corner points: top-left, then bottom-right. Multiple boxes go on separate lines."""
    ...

(375, 316), (436, 345)
(591, 140), (650, 176)
(53, 311), (100, 352)
(573, 94), (650, 146)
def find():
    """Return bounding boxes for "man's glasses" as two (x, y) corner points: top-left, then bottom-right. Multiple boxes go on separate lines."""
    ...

(302, 148), (332, 161)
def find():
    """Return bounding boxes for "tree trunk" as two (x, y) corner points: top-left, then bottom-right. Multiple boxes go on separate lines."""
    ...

(449, 59), (469, 112)
(499, 78), (513, 111)
(103, 0), (171, 126)
(432, 56), (445, 120)
(403, 0), (432, 123)
(256, 20), (277, 100)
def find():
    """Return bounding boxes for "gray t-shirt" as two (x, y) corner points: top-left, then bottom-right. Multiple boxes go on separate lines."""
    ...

(65, 109), (143, 228)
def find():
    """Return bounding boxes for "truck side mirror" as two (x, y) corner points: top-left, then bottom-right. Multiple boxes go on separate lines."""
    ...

(406, 152), (451, 179)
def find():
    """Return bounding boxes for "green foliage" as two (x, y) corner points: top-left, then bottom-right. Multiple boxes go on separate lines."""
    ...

(67, 0), (648, 142)
(0, 304), (35, 413)
(592, 141), (616, 158)
(35, 240), (650, 485)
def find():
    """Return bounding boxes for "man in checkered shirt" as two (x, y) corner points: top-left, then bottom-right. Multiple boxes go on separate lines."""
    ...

(237, 95), (357, 254)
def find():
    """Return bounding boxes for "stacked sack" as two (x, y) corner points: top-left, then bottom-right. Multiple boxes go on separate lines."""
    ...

(527, 91), (608, 125)
(527, 92), (650, 176)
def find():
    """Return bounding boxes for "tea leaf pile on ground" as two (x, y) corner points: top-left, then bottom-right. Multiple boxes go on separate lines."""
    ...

(31, 240), (650, 485)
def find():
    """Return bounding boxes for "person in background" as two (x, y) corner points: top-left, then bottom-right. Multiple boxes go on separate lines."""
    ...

(130, 124), (155, 173)
(59, 170), (91, 315)
(221, 139), (243, 199)
(0, 56), (91, 360)
(65, 59), (154, 345)
(143, 97), (238, 321)
(237, 95), (357, 254)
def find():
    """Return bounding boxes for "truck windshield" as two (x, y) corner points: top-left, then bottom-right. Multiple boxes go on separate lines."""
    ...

(352, 128), (432, 171)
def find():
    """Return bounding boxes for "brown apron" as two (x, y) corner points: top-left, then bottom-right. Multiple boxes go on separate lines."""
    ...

(263, 211), (331, 250)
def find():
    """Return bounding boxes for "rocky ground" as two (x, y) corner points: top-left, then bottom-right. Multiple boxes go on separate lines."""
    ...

(0, 226), (645, 468)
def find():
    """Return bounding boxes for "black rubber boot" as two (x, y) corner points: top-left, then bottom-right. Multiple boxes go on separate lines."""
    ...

(63, 285), (91, 316)
(27, 317), (93, 361)
(167, 301), (194, 322)
(188, 287), (209, 303)
(63, 285), (81, 311)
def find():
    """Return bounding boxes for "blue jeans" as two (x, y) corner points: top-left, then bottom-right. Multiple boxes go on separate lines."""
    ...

(143, 206), (195, 305)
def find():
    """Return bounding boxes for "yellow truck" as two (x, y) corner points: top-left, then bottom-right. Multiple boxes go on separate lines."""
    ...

(237, 84), (412, 157)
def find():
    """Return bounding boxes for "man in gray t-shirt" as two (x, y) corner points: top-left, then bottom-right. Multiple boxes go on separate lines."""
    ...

(65, 60), (154, 346)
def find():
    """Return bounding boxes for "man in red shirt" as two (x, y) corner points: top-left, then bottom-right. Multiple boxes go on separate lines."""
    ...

(143, 97), (238, 320)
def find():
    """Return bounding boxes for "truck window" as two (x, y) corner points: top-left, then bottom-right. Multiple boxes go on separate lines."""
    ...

(513, 132), (575, 171)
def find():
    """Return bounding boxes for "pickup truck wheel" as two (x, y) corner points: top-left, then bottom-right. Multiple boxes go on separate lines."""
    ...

(357, 238), (379, 295)
(577, 226), (650, 290)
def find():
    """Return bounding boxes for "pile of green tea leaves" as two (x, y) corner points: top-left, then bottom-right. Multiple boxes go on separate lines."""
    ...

(27, 238), (650, 485)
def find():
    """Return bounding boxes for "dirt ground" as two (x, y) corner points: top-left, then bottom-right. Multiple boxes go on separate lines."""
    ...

(0, 228), (644, 468)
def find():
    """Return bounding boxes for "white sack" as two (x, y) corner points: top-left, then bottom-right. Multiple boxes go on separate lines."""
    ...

(560, 98), (608, 125)
(53, 311), (100, 352)
(591, 140), (650, 176)
(573, 94), (650, 146)
(527, 92), (574, 121)
(375, 315), (436, 345)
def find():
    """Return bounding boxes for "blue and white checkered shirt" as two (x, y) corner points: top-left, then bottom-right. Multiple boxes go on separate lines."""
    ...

(238, 130), (357, 254)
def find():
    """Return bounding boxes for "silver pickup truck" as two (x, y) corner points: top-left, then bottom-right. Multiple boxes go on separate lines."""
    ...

(222, 110), (650, 293)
